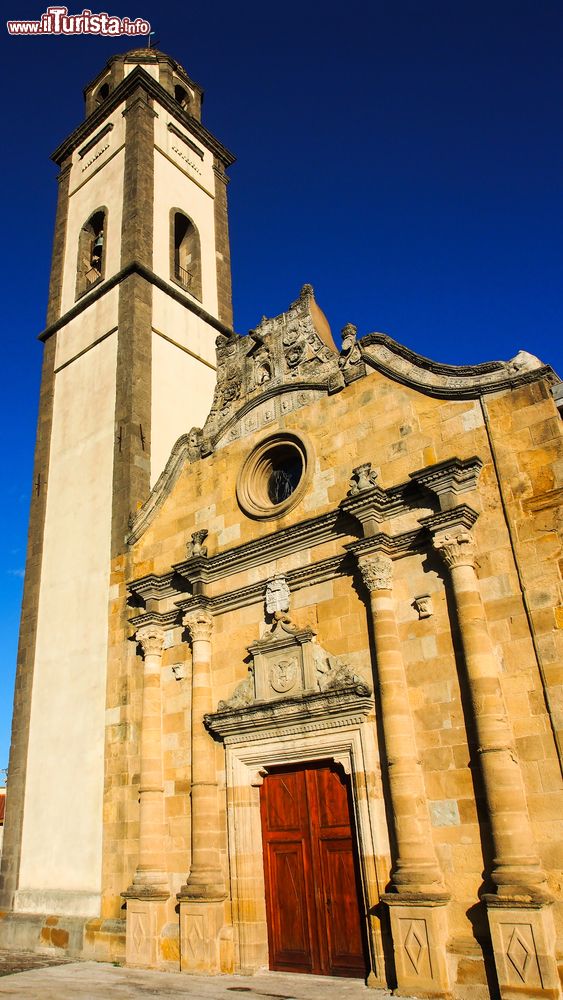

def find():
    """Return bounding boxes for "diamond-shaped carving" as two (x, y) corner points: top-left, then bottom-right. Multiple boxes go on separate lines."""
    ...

(186, 916), (203, 960)
(132, 914), (145, 955)
(507, 927), (532, 983)
(404, 921), (425, 973)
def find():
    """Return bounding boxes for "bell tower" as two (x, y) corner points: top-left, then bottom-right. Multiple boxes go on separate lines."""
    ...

(0, 48), (234, 918)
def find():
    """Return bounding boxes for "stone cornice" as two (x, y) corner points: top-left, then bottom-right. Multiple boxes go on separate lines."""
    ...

(171, 510), (357, 584)
(126, 462), (481, 620)
(205, 687), (373, 744)
(129, 609), (179, 631)
(419, 504), (480, 537)
(340, 481), (423, 534)
(129, 553), (351, 629)
(52, 65), (235, 167)
(127, 572), (181, 604)
(360, 333), (557, 399)
(344, 528), (424, 560)
(39, 259), (233, 344)
(409, 457), (483, 510)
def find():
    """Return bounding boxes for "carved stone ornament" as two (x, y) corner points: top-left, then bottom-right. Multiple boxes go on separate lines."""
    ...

(414, 594), (433, 619)
(136, 624), (165, 657)
(217, 670), (255, 711)
(215, 622), (371, 715)
(269, 658), (298, 693)
(183, 609), (213, 643)
(251, 340), (272, 386)
(265, 574), (291, 620)
(348, 462), (378, 496)
(188, 529), (208, 558)
(358, 553), (393, 592)
(432, 528), (476, 570)
(338, 323), (362, 370)
(186, 427), (203, 463)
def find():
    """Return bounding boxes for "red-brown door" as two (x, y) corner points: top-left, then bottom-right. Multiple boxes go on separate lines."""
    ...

(260, 762), (368, 978)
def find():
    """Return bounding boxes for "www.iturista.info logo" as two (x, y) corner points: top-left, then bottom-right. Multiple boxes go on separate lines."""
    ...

(7, 6), (151, 35)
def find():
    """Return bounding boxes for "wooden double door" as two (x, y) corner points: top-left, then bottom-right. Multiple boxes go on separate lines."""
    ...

(260, 761), (368, 978)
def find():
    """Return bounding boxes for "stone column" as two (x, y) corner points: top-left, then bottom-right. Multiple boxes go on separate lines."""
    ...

(429, 520), (561, 999)
(123, 624), (169, 969)
(178, 609), (226, 974)
(359, 553), (451, 998)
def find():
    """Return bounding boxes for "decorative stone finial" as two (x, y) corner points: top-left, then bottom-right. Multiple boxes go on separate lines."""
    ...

(183, 610), (213, 643)
(187, 427), (203, 463)
(432, 528), (476, 570)
(265, 575), (291, 622)
(358, 553), (393, 592)
(188, 529), (208, 558)
(339, 324), (361, 369)
(348, 462), (378, 496)
(136, 624), (165, 657)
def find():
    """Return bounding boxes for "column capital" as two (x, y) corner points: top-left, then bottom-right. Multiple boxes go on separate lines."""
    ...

(432, 527), (477, 570)
(136, 624), (165, 657)
(183, 609), (213, 643)
(358, 552), (393, 592)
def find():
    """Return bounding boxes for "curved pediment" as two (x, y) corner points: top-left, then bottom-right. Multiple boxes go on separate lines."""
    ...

(127, 285), (555, 545)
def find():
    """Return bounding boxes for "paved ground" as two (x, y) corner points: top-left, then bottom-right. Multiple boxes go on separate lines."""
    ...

(0, 959), (416, 999)
(0, 950), (73, 977)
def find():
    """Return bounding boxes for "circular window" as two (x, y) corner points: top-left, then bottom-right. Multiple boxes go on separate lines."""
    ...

(236, 433), (312, 519)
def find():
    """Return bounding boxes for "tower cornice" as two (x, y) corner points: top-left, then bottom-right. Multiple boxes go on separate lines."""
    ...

(37, 259), (234, 343)
(51, 65), (235, 168)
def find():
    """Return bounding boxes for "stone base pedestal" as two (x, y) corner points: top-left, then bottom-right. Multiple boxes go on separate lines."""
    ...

(383, 894), (451, 998)
(179, 899), (226, 973)
(485, 897), (562, 999)
(124, 896), (169, 969)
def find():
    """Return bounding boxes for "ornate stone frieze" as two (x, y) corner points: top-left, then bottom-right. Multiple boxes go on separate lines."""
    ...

(358, 553), (393, 592)
(183, 609), (213, 643)
(199, 285), (342, 452)
(136, 624), (165, 657)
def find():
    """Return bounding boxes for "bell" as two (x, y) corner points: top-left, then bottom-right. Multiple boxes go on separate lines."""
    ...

(91, 233), (104, 263)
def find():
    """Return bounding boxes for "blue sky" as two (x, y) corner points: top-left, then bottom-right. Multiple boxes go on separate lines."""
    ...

(1, 0), (561, 771)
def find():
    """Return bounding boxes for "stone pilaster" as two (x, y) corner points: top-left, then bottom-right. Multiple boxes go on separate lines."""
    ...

(213, 160), (233, 329)
(178, 610), (226, 974)
(123, 625), (169, 968)
(112, 84), (156, 557)
(428, 517), (561, 999)
(359, 553), (451, 999)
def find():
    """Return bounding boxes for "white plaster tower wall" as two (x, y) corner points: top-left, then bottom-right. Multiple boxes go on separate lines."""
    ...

(16, 335), (118, 915)
(8, 50), (234, 919)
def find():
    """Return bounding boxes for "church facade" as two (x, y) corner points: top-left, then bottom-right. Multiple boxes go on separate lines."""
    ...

(1, 48), (562, 1000)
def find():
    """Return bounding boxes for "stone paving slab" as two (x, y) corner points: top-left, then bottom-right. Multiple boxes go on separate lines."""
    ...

(0, 950), (73, 977)
(0, 961), (415, 999)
